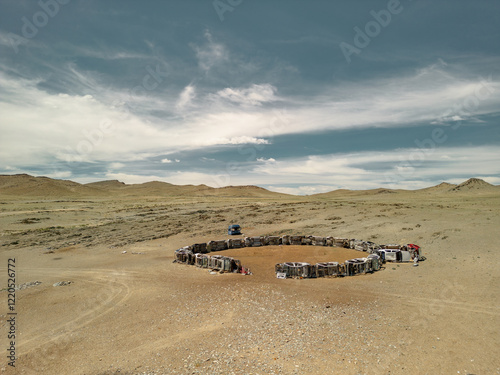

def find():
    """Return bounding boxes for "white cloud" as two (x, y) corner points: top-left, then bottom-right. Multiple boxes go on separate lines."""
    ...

(45, 170), (73, 179)
(0, 72), (184, 166)
(216, 84), (278, 106)
(109, 162), (125, 169)
(211, 136), (269, 145)
(161, 158), (173, 163)
(192, 134), (270, 147)
(257, 157), (276, 163)
(0, 72), (281, 169)
(193, 30), (228, 71)
(171, 65), (500, 148)
(176, 85), (196, 110)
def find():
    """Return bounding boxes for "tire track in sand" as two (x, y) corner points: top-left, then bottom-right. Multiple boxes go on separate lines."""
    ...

(14, 268), (133, 355)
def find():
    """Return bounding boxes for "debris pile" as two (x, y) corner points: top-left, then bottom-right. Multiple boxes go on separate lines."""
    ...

(53, 281), (72, 287)
(275, 254), (382, 279)
(174, 247), (251, 275)
(275, 238), (421, 279)
(14, 281), (42, 290)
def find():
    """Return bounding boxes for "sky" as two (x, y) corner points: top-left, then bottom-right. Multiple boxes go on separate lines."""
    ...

(1, 0), (499, 194)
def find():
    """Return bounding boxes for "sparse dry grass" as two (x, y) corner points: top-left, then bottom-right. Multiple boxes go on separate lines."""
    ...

(0, 187), (499, 374)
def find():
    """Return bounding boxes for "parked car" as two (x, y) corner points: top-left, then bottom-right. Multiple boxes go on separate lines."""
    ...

(228, 224), (241, 235)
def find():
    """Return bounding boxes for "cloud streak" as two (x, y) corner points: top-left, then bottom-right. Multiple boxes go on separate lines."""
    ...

(215, 84), (278, 107)
(1, 63), (499, 180)
(193, 30), (228, 72)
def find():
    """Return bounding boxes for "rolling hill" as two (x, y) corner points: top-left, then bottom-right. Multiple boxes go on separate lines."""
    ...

(450, 178), (498, 192)
(0, 174), (288, 198)
(0, 174), (107, 197)
(1, 174), (498, 198)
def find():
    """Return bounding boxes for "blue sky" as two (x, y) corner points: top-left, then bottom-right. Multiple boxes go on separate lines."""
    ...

(1, 0), (499, 194)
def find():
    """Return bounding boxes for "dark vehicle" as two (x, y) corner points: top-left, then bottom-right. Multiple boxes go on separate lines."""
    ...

(228, 224), (241, 235)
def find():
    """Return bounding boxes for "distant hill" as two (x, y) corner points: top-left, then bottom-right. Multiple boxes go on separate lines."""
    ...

(0, 174), (289, 198)
(85, 180), (289, 198)
(450, 178), (498, 192)
(0, 174), (107, 197)
(204, 185), (290, 198)
(1, 174), (498, 198)
(312, 178), (500, 197)
(312, 187), (404, 198)
(415, 179), (499, 194)
(86, 180), (189, 196)
(85, 180), (127, 189)
(417, 182), (457, 193)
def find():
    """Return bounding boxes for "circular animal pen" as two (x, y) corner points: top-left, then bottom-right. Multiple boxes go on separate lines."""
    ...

(173, 235), (421, 279)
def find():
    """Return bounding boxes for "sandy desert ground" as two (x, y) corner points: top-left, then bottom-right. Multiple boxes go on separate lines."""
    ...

(0, 174), (499, 374)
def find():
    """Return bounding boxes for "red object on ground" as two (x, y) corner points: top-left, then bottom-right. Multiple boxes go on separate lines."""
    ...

(407, 244), (420, 255)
